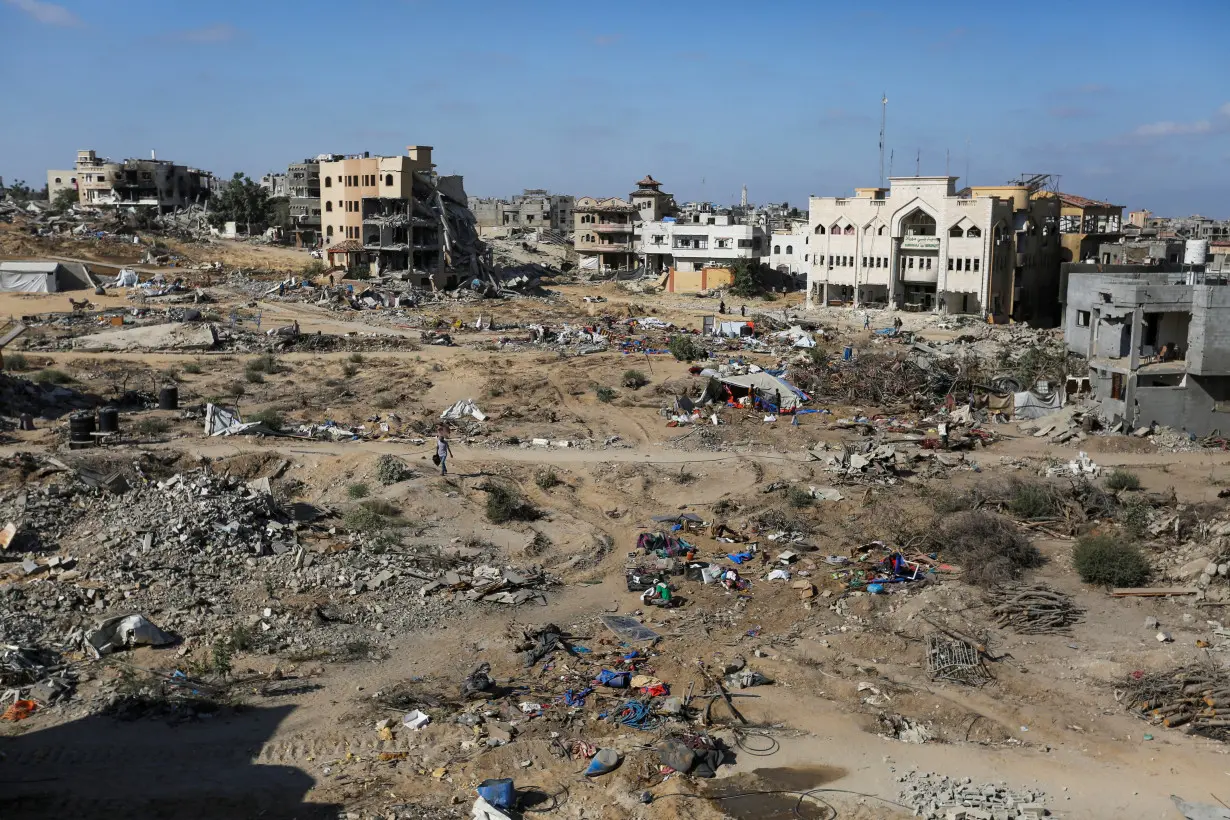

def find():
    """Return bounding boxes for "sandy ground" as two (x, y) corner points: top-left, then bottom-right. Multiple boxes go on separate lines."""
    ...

(2, 231), (1230, 820)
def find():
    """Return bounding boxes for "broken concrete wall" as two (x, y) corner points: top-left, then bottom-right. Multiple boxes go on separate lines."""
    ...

(1188, 285), (1230, 376)
(1135, 375), (1230, 436)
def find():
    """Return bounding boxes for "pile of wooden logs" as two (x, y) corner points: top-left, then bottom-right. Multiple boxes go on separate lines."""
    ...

(990, 584), (1083, 634)
(1125, 665), (1230, 738)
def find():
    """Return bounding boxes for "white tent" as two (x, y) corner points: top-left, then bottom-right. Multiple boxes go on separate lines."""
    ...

(0, 262), (59, 293)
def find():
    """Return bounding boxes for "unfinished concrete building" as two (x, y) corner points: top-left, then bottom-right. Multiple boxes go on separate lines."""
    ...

(320, 146), (473, 289)
(469, 190), (574, 237)
(287, 156), (342, 248)
(1063, 268), (1230, 435)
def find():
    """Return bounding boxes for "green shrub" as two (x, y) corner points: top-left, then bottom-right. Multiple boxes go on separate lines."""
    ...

(535, 468), (561, 491)
(244, 370), (265, 384)
(136, 417), (171, 436)
(787, 486), (813, 508)
(361, 498), (401, 518)
(348, 352), (364, 364)
(343, 502), (403, 534)
(182, 362), (202, 374)
(622, 369), (649, 389)
(346, 482), (370, 499)
(1005, 478), (1061, 519)
(341, 362), (358, 378)
(595, 385), (616, 403)
(248, 408), (283, 429)
(375, 454), (413, 484)
(485, 483), (541, 524)
(1119, 498), (1150, 539)
(1073, 533), (1150, 587)
(1105, 468), (1142, 492)
(373, 393), (397, 410)
(668, 335), (705, 362)
(33, 368), (73, 384)
(938, 510), (1042, 584)
(4, 353), (30, 371)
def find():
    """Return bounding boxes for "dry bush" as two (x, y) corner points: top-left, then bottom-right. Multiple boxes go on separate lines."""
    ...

(938, 510), (1042, 584)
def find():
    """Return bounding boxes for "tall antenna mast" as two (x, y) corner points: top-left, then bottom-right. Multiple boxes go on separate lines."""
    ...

(915, 149), (920, 176)
(879, 93), (887, 186)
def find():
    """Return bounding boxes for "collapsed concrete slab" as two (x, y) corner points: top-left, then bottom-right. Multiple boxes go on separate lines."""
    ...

(72, 322), (217, 352)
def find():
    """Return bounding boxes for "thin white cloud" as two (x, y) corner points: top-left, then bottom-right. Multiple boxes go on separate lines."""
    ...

(1133, 119), (1212, 137)
(164, 23), (239, 43)
(1130, 102), (1230, 138)
(4, 0), (82, 27)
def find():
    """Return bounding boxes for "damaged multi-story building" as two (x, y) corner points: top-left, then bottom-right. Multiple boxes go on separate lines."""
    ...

(469, 190), (574, 237)
(805, 175), (1061, 324)
(285, 156), (344, 249)
(48, 150), (215, 213)
(319, 146), (476, 289)
(1034, 192), (1124, 262)
(1063, 265), (1230, 435)
(574, 176), (677, 274)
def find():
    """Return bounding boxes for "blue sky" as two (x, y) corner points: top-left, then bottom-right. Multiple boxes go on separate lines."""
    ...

(3, 0), (1228, 216)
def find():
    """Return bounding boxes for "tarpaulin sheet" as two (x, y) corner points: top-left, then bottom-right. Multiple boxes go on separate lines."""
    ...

(1014, 389), (1062, 420)
(0, 272), (55, 293)
(720, 371), (808, 410)
(986, 392), (1014, 418)
(715, 321), (753, 337)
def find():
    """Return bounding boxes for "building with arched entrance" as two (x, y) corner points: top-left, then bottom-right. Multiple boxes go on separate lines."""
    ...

(806, 176), (1060, 324)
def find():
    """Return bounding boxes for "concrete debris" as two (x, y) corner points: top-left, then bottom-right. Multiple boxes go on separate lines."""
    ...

(897, 771), (1049, 820)
(84, 614), (175, 657)
(72, 322), (218, 352)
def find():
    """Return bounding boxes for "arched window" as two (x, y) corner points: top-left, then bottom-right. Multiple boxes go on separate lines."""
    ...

(815, 224), (826, 234)
(949, 225), (965, 238)
(774, 245), (781, 254)
(324, 177), (332, 187)
(966, 226), (982, 238)
(325, 201), (333, 212)
(54, 177), (62, 184)
(385, 174), (393, 186)
(326, 225), (334, 237)
(786, 245), (793, 254)
(902, 209), (937, 236)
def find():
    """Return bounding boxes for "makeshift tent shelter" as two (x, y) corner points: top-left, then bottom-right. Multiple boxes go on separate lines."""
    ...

(718, 371), (808, 410)
(1014, 388), (1063, 420)
(0, 261), (94, 293)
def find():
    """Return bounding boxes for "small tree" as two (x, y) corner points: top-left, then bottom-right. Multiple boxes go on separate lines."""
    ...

(728, 259), (766, 298)
(50, 187), (78, 214)
(208, 172), (274, 235)
(3, 179), (45, 204)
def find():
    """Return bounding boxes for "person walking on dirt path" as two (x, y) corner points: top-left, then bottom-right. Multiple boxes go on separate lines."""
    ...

(740, 304), (746, 317)
(719, 299), (726, 314)
(863, 314), (870, 331)
(435, 428), (453, 476)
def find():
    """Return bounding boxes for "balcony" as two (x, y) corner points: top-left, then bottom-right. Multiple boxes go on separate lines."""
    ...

(576, 240), (632, 253)
(592, 222), (633, 233)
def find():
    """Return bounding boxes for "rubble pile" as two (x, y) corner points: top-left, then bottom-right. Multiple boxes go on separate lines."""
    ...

(0, 468), (553, 662)
(897, 771), (1051, 820)
(0, 372), (101, 419)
